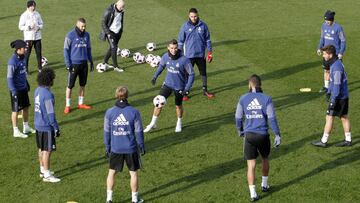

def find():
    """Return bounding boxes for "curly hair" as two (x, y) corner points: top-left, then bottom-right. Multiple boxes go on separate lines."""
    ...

(37, 68), (55, 87)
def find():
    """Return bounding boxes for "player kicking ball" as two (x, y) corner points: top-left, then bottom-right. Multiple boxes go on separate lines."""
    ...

(312, 45), (351, 148)
(143, 39), (195, 133)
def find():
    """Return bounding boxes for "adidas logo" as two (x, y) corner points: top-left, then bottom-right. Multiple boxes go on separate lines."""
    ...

(247, 98), (262, 110)
(113, 114), (129, 126)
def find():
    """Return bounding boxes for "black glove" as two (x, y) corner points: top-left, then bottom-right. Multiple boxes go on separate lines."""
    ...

(55, 129), (60, 137)
(329, 101), (336, 111)
(151, 78), (156, 86)
(140, 146), (146, 156)
(26, 80), (30, 92)
(326, 93), (331, 102)
(90, 61), (94, 72)
(105, 150), (110, 158)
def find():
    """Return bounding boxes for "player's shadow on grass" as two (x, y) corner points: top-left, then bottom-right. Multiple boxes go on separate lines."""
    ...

(263, 143), (360, 200)
(55, 156), (107, 178)
(145, 111), (235, 152)
(210, 61), (320, 95)
(0, 14), (18, 20)
(135, 133), (319, 202)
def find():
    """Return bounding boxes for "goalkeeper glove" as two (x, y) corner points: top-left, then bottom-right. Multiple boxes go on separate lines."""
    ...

(55, 129), (60, 138)
(329, 101), (335, 111)
(178, 90), (189, 96)
(89, 61), (94, 72)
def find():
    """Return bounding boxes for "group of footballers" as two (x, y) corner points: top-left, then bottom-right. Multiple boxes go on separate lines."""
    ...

(5, 0), (352, 202)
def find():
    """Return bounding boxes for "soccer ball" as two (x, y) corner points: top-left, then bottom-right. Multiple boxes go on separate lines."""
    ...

(137, 54), (146, 64)
(120, 49), (130, 58)
(155, 55), (161, 62)
(116, 47), (121, 56)
(150, 57), (160, 68)
(146, 42), (156, 52)
(133, 52), (141, 61)
(153, 95), (166, 108)
(96, 63), (107, 73)
(41, 57), (48, 67)
(145, 54), (155, 64)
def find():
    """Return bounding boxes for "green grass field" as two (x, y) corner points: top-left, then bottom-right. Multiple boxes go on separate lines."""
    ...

(1, 0), (360, 202)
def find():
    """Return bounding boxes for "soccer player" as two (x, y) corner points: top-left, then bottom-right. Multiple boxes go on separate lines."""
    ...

(7, 39), (36, 138)
(235, 74), (281, 202)
(317, 10), (346, 93)
(312, 45), (351, 148)
(100, 0), (125, 72)
(143, 39), (195, 133)
(104, 86), (145, 203)
(18, 0), (44, 73)
(178, 8), (214, 101)
(63, 18), (94, 114)
(34, 68), (61, 183)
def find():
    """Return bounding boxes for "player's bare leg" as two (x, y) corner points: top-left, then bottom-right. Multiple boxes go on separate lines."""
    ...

(64, 87), (72, 114)
(106, 169), (116, 202)
(261, 158), (270, 192)
(129, 170), (142, 202)
(144, 107), (162, 132)
(336, 115), (352, 147)
(175, 105), (183, 132)
(247, 160), (259, 200)
(78, 86), (91, 109)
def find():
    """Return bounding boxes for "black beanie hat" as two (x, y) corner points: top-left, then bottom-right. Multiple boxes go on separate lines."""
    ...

(27, 0), (36, 8)
(324, 10), (335, 21)
(10, 40), (27, 49)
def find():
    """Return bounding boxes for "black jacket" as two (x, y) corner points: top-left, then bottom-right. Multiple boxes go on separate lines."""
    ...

(99, 4), (124, 41)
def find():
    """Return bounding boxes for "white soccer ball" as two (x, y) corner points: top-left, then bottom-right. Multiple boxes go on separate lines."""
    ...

(155, 55), (161, 62)
(137, 54), (146, 64)
(153, 95), (166, 108)
(116, 47), (121, 56)
(133, 52), (141, 62)
(41, 57), (48, 67)
(150, 57), (160, 68)
(146, 42), (156, 52)
(120, 49), (131, 58)
(145, 54), (155, 64)
(96, 63), (107, 73)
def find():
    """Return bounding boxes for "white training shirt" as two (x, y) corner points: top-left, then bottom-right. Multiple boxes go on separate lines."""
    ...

(18, 10), (43, 41)
(109, 7), (122, 34)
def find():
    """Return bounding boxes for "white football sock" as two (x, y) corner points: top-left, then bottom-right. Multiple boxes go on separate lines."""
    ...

(40, 166), (45, 173)
(106, 190), (113, 201)
(249, 185), (257, 198)
(321, 133), (329, 143)
(150, 115), (158, 126)
(66, 98), (71, 107)
(43, 170), (51, 178)
(131, 192), (138, 202)
(324, 80), (329, 88)
(345, 132), (351, 142)
(78, 96), (84, 105)
(13, 127), (20, 133)
(23, 122), (29, 129)
(177, 117), (182, 126)
(261, 176), (268, 187)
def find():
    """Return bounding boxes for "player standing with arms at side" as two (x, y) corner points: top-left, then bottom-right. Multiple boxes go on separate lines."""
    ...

(34, 68), (61, 183)
(317, 10), (346, 93)
(178, 8), (214, 101)
(7, 39), (36, 138)
(64, 18), (94, 114)
(104, 86), (145, 203)
(18, 0), (44, 73)
(312, 45), (351, 148)
(143, 39), (195, 133)
(100, 0), (125, 72)
(235, 74), (281, 202)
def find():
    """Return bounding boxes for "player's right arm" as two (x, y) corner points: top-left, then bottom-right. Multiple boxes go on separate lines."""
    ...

(104, 110), (111, 152)
(153, 55), (166, 80)
(63, 34), (72, 68)
(317, 25), (325, 53)
(101, 7), (111, 35)
(177, 24), (186, 51)
(266, 97), (280, 136)
(235, 98), (244, 136)
(18, 13), (29, 31)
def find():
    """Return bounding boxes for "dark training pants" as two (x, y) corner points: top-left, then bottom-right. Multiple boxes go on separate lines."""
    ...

(25, 40), (42, 72)
(190, 57), (208, 91)
(104, 32), (122, 68)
